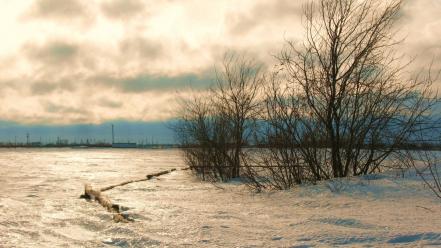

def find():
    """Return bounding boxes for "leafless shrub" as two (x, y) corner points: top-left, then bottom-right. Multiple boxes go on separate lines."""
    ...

(242, 73), (319, 190)
(173, 53), (264, 182)
(400, 149), (441, 199)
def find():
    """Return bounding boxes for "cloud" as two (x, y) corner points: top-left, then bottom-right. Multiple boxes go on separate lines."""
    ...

(101, 0), (146, 20)
(0, 0), (439, 126)
(21, 40), (100, 77)
(43, 101), (90, 116)
(94, 72), (212, 93)
(30, 82), (58, 95)
(397, 0), (441, 80)
(98, 98), (123, 108)
(24, 41), (79, 66)
(30, 80), (76, 95)
(119, 36), (164, 60)
(26, 0), (93, 25)
(226, 0), (303, 36)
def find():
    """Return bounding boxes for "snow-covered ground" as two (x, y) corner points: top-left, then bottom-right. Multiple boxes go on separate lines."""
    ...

(0, 148), (440, 247)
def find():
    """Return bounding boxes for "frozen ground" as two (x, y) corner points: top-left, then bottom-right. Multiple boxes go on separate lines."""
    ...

(0, 148), (440, 247)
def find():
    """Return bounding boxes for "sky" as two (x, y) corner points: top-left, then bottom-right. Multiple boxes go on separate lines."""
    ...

(0, 0), (440, 142)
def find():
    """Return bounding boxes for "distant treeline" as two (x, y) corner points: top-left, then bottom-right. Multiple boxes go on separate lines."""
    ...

(0, 142), (179, 149)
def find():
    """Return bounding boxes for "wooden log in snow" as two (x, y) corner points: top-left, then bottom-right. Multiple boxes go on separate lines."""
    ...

(85, 184), (115, 211)
(146, 168), (176, 179)
(81, 168), (180, 223)
(100, 178), (148, 192)
(83, 183), (132, 223)
(100, 168), (177, 192)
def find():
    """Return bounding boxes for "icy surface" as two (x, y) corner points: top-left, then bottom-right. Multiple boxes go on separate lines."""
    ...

(0, 148), (440, 247)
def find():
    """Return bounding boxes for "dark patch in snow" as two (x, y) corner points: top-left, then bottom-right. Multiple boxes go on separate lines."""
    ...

(73, 218), (106, 231)
(290, 220), (313, 227)
(298, 200), (329, 208)
(118, 206), (131, 211)
(127, 213), (151, 221)
(297, 237), (312, 242)
(102, 237), (161, 247)
(226, 177), (248, 185)
(388, 232), (441, 244)
(133, 188), (157, 192)
(317, 218), (376, 229)
(212, 211), (237, 220)
(290, 245), (315, 248)
(361, 174), (389, 181)
(104, 227), (137, 236)
(329, 236), (382, 245)
(427, 241), (441, 246)
(96, 213), (113, 221)
(102, 238), (129, 247)
(131, 237), (161, 247)
(326, 180), (347, 193)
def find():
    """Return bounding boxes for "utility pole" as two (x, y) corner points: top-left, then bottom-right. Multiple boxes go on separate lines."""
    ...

(111, 124), (115, 144)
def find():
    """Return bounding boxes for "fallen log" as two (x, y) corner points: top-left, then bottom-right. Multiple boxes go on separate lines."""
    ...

(100, 168), (177, 192)
(100, 178), (149, 192)
(82, 183), (132, 223)
(81, 168), (180, 222)
(146, 168), (176, 179)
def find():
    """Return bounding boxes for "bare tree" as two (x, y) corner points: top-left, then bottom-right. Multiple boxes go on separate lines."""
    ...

(245, 0), (439, 189)
(174, 53), (263, 181)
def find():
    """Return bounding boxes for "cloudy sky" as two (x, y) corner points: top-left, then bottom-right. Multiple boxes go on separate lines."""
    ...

(0, 0), (440, 129)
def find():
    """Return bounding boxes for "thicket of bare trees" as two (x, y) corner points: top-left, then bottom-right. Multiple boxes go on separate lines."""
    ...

(173, 54), (263, 181)
(174, 0), (440, 191)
